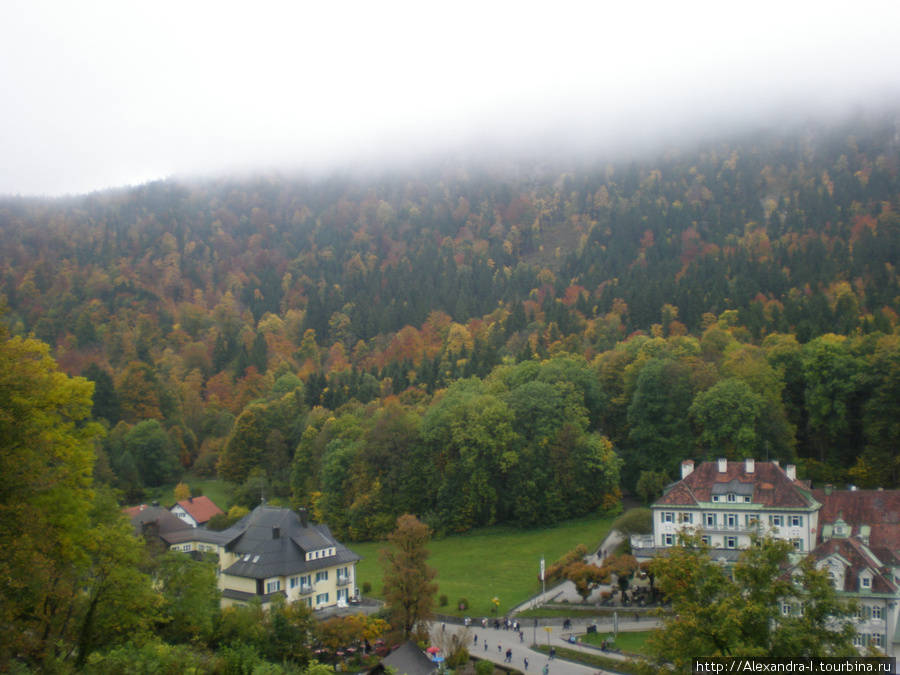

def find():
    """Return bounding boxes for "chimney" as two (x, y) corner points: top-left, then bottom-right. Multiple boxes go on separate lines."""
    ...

(188, 496), (193, 504)
(772, 460), (779, 467)
(786, 464), (796, 481)
(718, 458), (727, 473)
(681, 460), (694, 479)
(299, 508), (308, 527)
(824, 484), (833, 496)
(745, 458), (755, 474)
(272, 527), (280, 539)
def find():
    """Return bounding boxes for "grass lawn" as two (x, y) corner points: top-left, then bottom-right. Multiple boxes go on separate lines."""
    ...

(579, 629), (652, 655)
(349, 514), (613, 618)
(130, 473), (232, 512)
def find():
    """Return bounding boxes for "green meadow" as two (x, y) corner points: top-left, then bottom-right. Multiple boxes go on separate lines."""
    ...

(349, 514), (613, 618)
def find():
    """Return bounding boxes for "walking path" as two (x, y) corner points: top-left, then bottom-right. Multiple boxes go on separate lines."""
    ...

(430, 529), (656, 675)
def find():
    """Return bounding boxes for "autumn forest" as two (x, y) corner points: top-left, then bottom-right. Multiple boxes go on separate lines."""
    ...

(3, 112), (900, 540)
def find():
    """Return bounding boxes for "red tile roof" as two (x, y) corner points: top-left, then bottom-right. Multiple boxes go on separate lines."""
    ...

(656, 460), (816, 509)
(174, 496), (224, 524)
(806, 537), (898, 595)
(811, 489), (900, 550)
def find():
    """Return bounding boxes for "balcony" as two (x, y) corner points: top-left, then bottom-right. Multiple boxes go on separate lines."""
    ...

(336, 574), (351, 587)
(299, 583), (316, 595)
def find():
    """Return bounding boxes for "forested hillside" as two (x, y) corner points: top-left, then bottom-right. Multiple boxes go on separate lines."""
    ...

(2, 112), (900, 539)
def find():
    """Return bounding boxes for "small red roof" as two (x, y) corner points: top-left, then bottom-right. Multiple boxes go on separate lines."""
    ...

(174, 496), (224, 524)
(123, 504), (150, 518)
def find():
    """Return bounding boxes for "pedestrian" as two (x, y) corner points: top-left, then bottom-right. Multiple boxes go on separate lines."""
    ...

(519, 631), (523, 643)
(635, 612), (639, 622)
(484, 641), (488, 652)
(542, 664), (549, 675)
(550, 647), (555, 660)
(524, 657), (529, 670)
(474, 635), (478, 645)
(498, 644), (502, 653)
(442, 622), (445, 632)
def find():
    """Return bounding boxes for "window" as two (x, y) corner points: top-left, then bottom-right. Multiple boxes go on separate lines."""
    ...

(727, 493), (736, 503)
(791, 539), (803, 551)
(743, 496), (752, 503)
(705, 514), (716, 527)
(789, 515), (803, 527)
(872, 606), (882, 620)
(872, 634), (882, 648)
(781, 604), (791, 617)
(855, 606), (864, 620)
(266, 580), (281, 594)
(853, 634), (864, 648)
(701, 535), (711, 546)
(290, 577), (299, 589)
(861, 577), (871, 589)
(663, 512), (674, 523)
(712, 495), (720, 503)
(316, 593), (329, 605)
(726, 514), (737, 528)
(725, 536), (737, 549)
(678, 513), (693, 524)
(663, 534), (674, 546)
(769, 515), (784, 528)
(337, 588), (349, 602)
(315, 570), (329, 583)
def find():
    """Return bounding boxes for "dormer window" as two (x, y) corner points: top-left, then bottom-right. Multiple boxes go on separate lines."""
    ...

(727, 493), (736, 503)
(861, 577), (871, 589)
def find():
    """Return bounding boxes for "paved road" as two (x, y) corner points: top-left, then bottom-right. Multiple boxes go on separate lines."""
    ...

(432, 617), (652, 675)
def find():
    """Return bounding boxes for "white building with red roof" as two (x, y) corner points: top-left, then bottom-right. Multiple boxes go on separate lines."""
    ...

(637, 458), (900, 657)
(639, 458), (821, 558)
(170, 495), (224, 528)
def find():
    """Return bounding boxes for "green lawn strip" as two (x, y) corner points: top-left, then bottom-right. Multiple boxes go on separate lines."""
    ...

(578, 629), (652, 654)
(350, 515), (613, 619)
(128, 474), (232, 511)
(532, 644), (644, 675)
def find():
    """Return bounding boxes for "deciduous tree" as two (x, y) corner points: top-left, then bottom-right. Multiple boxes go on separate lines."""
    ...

(380, 514), (438, 640)
(641, 534), (858, 673)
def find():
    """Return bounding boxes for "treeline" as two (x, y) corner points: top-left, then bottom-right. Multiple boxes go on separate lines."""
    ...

(1, 113), (899, 527)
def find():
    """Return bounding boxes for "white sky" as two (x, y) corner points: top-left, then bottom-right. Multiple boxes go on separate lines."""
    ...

(1, 1), (899, 196)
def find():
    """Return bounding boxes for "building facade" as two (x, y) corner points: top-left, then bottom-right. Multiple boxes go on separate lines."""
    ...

(635, 459), (900, 658)
(165, 505), (361, 610)
(644, 458), (820, 556)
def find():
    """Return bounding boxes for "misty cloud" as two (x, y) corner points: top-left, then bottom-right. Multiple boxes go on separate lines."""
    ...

(2, 1), (899, 196)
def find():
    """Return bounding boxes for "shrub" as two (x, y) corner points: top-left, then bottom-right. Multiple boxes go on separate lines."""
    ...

(439, 594), (448, 607)
(362, 581), (372, 595)
(457, 597), (468, 610)
(475, 659), (494, 675)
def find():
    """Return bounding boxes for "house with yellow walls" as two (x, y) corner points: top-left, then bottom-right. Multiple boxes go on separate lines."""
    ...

(164, 504), (362, 610)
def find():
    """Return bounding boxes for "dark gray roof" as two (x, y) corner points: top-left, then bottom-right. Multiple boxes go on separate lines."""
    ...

(381, 642), (438, 675)
(710, 479), (756, 497)
(129, 506), (193, 541)
(222, 588), (287, 604)
(219, 505), (362, 580)
(163, 527), (230, 546)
